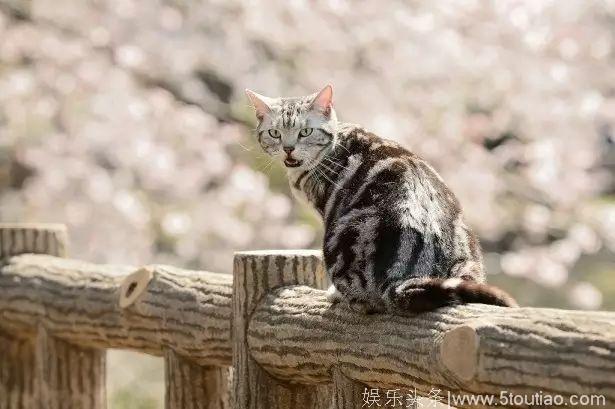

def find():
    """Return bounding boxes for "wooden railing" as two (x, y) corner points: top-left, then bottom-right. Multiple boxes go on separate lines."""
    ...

(1, 223), (614, 409)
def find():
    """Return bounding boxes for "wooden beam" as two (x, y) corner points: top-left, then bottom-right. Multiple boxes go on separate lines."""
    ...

(35, 326), (106, 409)
(0, 223), (106, 409)
(231, 250), (332, 409)
(0, 330), (36, 409)
(248, 285), (615, 408)
(0, 223), (67, 259)
(164, 349), (230, 409)
(3, 246), (615, 408)
(0, 255), (233, 367)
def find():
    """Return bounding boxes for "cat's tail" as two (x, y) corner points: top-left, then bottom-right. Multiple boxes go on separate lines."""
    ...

(386, 277), (518, 313)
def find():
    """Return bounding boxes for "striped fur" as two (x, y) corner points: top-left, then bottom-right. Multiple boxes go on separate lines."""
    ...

(246, 86), (518, 313)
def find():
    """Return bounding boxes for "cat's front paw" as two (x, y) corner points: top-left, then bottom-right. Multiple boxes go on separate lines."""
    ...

(326, 284), (343, 303)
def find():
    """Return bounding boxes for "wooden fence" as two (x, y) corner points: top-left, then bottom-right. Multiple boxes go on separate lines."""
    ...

(0, 223), (614, 409)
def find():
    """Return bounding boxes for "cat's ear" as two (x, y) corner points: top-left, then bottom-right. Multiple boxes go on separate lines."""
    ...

(310, 85), (333, 118)
(245, 89), (273, 122)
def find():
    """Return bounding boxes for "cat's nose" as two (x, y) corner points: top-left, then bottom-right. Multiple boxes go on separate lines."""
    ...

(283, 146), (295, 155)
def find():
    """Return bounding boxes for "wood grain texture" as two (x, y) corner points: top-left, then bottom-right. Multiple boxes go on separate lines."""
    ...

(231, 251), (331, 409)
(0, 223), (67, 259)
(36, 326), (106, 409)
(249, 285), (615, 408)
(3, 242), (615, 409)
(0, 224), (98, 409)
(0, 254), (233, 366)
(165, 349), (230, 409)
(332, 369), (416, 409)
(0, 330), (36, 409)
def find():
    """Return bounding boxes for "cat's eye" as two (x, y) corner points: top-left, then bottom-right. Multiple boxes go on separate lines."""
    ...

(268, 129), (281, 138)
(299, 128), (313, 137)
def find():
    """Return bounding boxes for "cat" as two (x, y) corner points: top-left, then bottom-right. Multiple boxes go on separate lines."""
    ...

(246, 85), (518, 313)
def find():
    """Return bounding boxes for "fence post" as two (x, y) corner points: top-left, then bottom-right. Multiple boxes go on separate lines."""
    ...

(232, 250), (332, 409)
(331, 369), (415, 409)
(332, 369), (365, 409)
(164, 349), (231, 409)
(0, 224), (106, 409)
(117, 266), (232, 409)
(0, 330), (36, 409)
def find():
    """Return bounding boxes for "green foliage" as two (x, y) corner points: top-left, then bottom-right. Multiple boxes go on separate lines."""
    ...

(110, 388), (159, 409)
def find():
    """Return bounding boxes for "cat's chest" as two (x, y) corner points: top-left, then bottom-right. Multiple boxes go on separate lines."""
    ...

(288, 174), (313, 207)
(290, 182), (311, 205)
(288, 169), (322, 209)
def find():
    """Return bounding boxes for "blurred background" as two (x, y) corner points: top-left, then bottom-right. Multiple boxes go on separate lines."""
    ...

(1, 0), (614, 407)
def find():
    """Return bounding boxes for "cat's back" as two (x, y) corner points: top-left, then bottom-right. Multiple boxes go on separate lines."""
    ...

(331, 125), (461, 223)
(325, 125), (482, 286)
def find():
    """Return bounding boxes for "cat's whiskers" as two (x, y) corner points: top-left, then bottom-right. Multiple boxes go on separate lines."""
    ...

(314, 165), (342, 191)
(238, 140), (256, 152)
(333, 139), (351, 155)
(293, 158), (321, 189)
(256, 157), (275, 174)
(317, 161), (343, 182)
(322, 156), (350, 172)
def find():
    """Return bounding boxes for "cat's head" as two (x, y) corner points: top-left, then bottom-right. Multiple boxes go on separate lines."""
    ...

(245, 85), (337, 170)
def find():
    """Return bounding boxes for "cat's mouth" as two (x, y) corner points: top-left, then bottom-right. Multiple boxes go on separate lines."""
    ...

(284, 158), (303, 168)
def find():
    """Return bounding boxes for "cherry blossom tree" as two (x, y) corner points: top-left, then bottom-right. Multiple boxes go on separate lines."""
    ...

(1, 0), (614, 313)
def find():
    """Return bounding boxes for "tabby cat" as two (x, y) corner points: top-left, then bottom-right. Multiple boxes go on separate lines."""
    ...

(246, 85), (517, 313)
